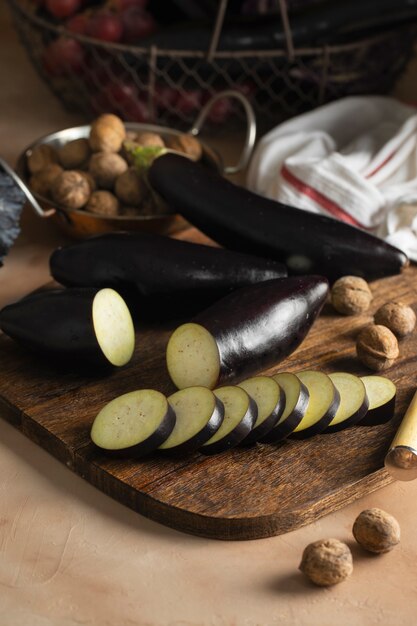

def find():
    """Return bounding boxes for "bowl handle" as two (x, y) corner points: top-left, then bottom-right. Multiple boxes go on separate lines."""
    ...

(0, 158), (56, 219)
(188, 90), (257, 175)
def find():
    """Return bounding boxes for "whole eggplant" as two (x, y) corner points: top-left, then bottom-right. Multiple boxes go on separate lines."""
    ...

(149, 154), (408, 282)
(50, 232), (287, 317)
(166, 275), (329, 390)
(0, 288), (135, 369)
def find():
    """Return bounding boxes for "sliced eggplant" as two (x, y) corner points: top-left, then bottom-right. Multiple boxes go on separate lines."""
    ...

(158, 386), (224, 454)
(325, 373), (369, 433)
(360, 375), (397, 426)
(50, 232), (286, 318)
(201, 385), (257, 455)
(91, 389), (175, 456)
(0, 287), (135, 368)
(260, 372), (309, 443)
(238, 376), (285, 445)
(166, 275), (328, 389)
(291, 371), (340, 439)
(149, 154), (407, 282)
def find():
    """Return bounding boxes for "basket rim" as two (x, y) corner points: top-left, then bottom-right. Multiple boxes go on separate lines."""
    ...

(7, 0), (417, 60)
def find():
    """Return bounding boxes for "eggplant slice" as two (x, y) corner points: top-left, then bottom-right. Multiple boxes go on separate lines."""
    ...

(260, 372), (309, 443)
(159, 386), (224, 454)
(360, 375), (397, 425)
(325, 373), (369, 433)
(291, 371), (340, 439)
(201, 385), (257, 455)
(91, 389), (175, 456)
(238, 376), (285, 445)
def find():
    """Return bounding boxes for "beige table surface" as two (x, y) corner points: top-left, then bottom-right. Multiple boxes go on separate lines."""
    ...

(2, 5), (417, 625)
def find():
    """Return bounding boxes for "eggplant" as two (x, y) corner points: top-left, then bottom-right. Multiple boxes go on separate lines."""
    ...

(91, 389), (175, 457)
(238, 376), (285, 444)
(260, 372), (309, 443)
(324, 373), (369, 433)
(166, 275), (328, 390)
(149, 154), (408, 282)
(0, 288), (135, 368)
(158, 386), (224, 454)
(291, 371), (340, 438)
(360, 375), (396, 426)
(201, 385), (257, 455)
(50, 232), (286, 318)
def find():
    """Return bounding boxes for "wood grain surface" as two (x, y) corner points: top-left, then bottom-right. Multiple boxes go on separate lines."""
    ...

(0, 230), (415, 540)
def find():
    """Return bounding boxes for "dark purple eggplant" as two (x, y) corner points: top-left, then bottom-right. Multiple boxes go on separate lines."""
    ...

(291, 371), (340, 439)
(166, 275), (328, 390)
(238, 376), (285, 445)
(0, 288), (135, 368)
(91, 389), (176, 457)
(201, 385), (257, 455)
(149, 154), (408, 282)
(324, 372), (369, 433)
(260, 372), (309, 443)
(50, 232), (286, 318)
(159, 386), (224, 454)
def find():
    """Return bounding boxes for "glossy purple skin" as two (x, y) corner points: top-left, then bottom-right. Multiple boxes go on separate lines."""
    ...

(359, 394), (396, 426)
(324, 394), (369, 433)
(290, 387), (341, 440)
(160, 396), (225, 456)
(0, 288), (112, 368)
(193, 275), (329, 386)
(240, 386), (286, 446)
(201, 396), (258, 455)
(50, 232), (287, 317)
(149, 154), (408, 282)
(260, 380), (310, 443)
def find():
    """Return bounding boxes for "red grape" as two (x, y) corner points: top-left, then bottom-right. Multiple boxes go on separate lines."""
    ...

(123, 98), (152, 123)
(87, 12), (123, 43)
(43, 37), (85, 76)
(174, 89), (203, 117)
(206, 97), (233, 124)
(153, 84), (178, 111)
(66, 12), (90, 35)
(46, 0), (81, 18)
(121, 8), (157, 43)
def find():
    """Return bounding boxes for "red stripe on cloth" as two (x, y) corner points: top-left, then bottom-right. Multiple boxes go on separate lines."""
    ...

(281, 165), (368, 229)
(365, 149), (397, 179)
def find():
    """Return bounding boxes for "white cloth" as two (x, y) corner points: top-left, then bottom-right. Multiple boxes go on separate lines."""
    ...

(247, 96), (417, 261)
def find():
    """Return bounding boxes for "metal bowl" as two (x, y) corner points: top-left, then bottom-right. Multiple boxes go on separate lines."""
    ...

(15, 90), (256, 239)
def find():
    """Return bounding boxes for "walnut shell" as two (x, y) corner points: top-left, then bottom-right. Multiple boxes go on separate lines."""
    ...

(58, 138), (91, 169)
(299, 539), (353, 586)
(76, 170), (96, 194)
(331, 276), (373, 315)
(52, 170), (91, 210)
(29, 164), (64, 198)
(86, 191), (120, 216)
(114, 168), (145, 206)
(356, 324), (399, 371)
(136, 132), (165, 148)
(166, 133), (202, 161)
(27, 144), (58, 174)
(88, 152), (128, 189)
(89, 114), (126, 153)
(374, 301), (416, 337)
(353, 508), (400, 553)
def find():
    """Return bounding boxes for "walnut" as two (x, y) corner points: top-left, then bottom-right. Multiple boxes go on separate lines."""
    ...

(89, 114), (126, 153)
(356, 324), (399, 370)
(299, 539), (353, 586)
(29, 164), (63, 197)
(114, 167), (145, 206)
(331, 276), (373, 315)
(52, 170), (91, 210)
(76, 170), (96, 193)
(88, 152), (128, 189)
(58, 138), (91, 169)
(374, 301), (416, 338)
(27, 144), (58, 174)
(86, 191), (120, 216)
(353, 508), (400, 553)
(166, 133), (202, 161)
(135, 131), (165, 148)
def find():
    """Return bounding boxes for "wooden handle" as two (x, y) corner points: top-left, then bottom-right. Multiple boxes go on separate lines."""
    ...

(385, 389), (417, 481)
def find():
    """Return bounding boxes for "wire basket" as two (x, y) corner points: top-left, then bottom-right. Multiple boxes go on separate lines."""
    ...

(7, 0), (417, 129)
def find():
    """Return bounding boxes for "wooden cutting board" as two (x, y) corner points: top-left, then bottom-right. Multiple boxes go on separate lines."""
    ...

(0, 233), (415, 540)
